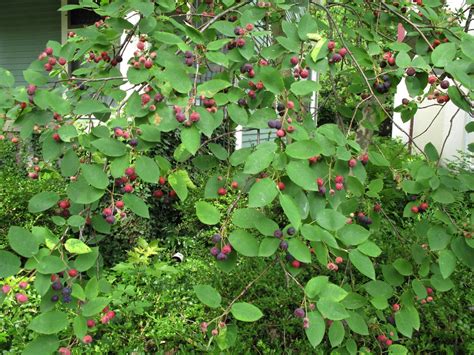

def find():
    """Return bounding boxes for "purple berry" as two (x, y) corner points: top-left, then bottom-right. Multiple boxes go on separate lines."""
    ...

(267, 120), (277, 129)
(287, 227), (296, 235)
(211, 234), (222, 243)
(294, 308), (305, 318)
(129, 138), (138, 147)
(210, 247), (219, 256)
(176, 112), (186, 122)
(52, 282), (62, 291)
(51, 295), (59, 302)
(279, 241), (288, 250)
(274, 229), (283, 238)
(216, 253), (227, 261)
(105, 215), (115, 224)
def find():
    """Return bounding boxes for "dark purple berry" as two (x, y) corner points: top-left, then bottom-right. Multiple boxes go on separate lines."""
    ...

(211, 234), (222, 243)
(287, 227), (296, 235)
(51, 295), (59, 302)
(216, 253), (227, 261)
(294, 308), (305, 318)
(210, 247), (219, 256)
(279, 241), (288, 250)
(274, 229), (283, 238)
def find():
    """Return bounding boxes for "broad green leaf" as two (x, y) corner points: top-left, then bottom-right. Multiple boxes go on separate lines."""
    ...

(22, 335), (59, 355)
(8, 226), (39, 258)
(81, 297), (110, 317)
(305, 312), (325, 348)
(248, 178), (278, 207)
(290, 80), (320, 96)
(92, 138), (127, 157)
(67, 178), (104, 204)
(317, 299), (349, 320)
(349, 250), (375, 280)
(61, 149), (80, 177)
(346, 311), (369, 335)
(243, 142), (276, 174)
(0, 250), (21, 278)
(305, 276), (329, 298)
(337, 224), (370, 245)
(197, 79), (231, 97)
(287, 238), (311, 263)
(28, 311), (68, 334)
(328, 320), (345, 347)
(279, 194), (302, 229)
(74, 99), (109, 115)
(258, 66), (284, 94)
(286, 161), (319, 191)
(65, 239), (91, 254)
(194, 284), (222, 308)
(0, 67), (14, 87)
(123, 194), (149, 218)
(230, 302), (263, 322)
(431, 43), (456, 67)
(195, 201), (221, 225)
(36, 256), (67, 274)
(427, 225), (451, 251)
(136, 156), (160, 183)
(81, 164), (109, 189)
(181, 126), (201, 155)
(229, 230), (259, 257)
(28, 191), (59, 213)
(316, 209), (346, 231)
(438, 249), (456, 279)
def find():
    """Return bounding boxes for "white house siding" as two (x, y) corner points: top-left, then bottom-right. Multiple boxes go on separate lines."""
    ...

(392, 0), (473, 163)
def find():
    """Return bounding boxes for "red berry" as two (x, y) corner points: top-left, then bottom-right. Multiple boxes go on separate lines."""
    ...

(102, 208), (113, 217)
(123, 184), (133, 193)
(45, 47), (53, 55)
(58, 57), (67, 66)
(338, 47), (347, 57)
(334, 175), (344, 184)
(290, 56), (299, 66)
(125, 167), (135, 176)
(222, 245), (232, 254)
(277, 181), (286, 191)
(348, 158), (357, 168)
(317, 178), (324, 186)
(16, 293), (28, 303)
(153, 190), (164, 198)
(335, 256), (343, 264)
(287, 101), (295, 109)
(52, 133), (61, 142)
(328, 41), (336, 50)
(58, 347), (71, 355)
(116, 200), (124, 209)
(392, 303), (400, 312)
(231, 181), (239, 189)
(217, 187), (227, 196)
(428, 75), (437, 85)
(335, 183), (344, 191)
(411, 206), (419, 214)
(68, 269), (78, 278)
(86, 319), (96, 328)
(385, 339), (393, 346)
(300, 69), (309, 78)
(245, 23), (254, 31)
(141, 94), (151, 105)
(190, 111), (200, 122)
(309, 156), (319, 164)
(82, 335), (93, 344)
(291, 260), (301, 268)
(276, 129), (286, 137)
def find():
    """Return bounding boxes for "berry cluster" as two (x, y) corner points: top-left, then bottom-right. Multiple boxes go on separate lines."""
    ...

(38, 47), (67, 72)
(327, 40), (347, 64)
(209, 233), (232, 261)
(152, 176), (178, 204)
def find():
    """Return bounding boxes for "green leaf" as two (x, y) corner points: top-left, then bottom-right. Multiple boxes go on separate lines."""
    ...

(411, 279), (428, 299)
(346, 311), (369, 335)
(136, 156), (160, 183)
(447, 86), (471, 113)
(357, 241), (382, 257)
(389, 344), (409, 355)
(169, 170), (192, 201)
(248, 178), (278, 208)
(286, 161), (319, 191)
(230, 302), (263, 322)
(259, 66), (284, 94)
(28, 191), (59, 213)
(195, 201), (221, 225)
(196, 79), (231, 97)
(61, 149), (80, 177)
(368, 151), (390, 166)
(243, 142), (276, 174)
(317, 299), (349, 321)
(328, 321), (345, 347)
(427, 225), (451, 251)
(123, 194), (149, 218)
(81, 164), (109, 189)
(72, 316), (87, 339)
(72, 284), (86, 301)
(154, 31), (184, 45)
(288, 238), (311, 263)
(279, 194), (302, 230)
(92, 138), (127, 157)
(74, 99), (109, 115)
(286, 140), (321, 159)
(258, 238), (280, 257)
(305, 312), (325, 348)
(349, 250), (375, 280)
(424, 143), (439, 161)
(193, 284), (222, 308)
(438, 249), (456, 279)
(65, 239), (91, 254)
(58, 125), (77, 142)
(74, 247), (99, 272)
(81, 297), (110, 317)
(67, 178), (104, 204)
(22, 335), (59, 355)
(0, 250), (21, 278)
(431, 43), (456, 67)
(208, 143), (228, 160)
(305, 276), (329, 299)
(28, 311), (68, 334)
(68, 215), (85, 228)
(316, 209), (346, 232)
(0, 67), (15, 87)
(319, 283), (349, 302)
(37, 256), (67, 274)
(227, 104), (248, 125)
(8, 226), (39, 258)
(432, 187), (455, 204)
(290, 80), (320, 96)
(337, 224), (370, 246)
(393, 258), (413, 276)
(229, 230), (259, 257)
(395, 306), (419, 338)
(181, 126), (201, 155)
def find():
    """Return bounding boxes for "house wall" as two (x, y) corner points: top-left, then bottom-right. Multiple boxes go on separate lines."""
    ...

(0, 0), (62, 86)
(392, 0), (473, 163)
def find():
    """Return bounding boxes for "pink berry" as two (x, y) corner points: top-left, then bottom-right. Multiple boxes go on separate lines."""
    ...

(2, 285), (11, 294)
(18, 281), (28, 289)
(222, 245), (232, 254)
(82, 335), (93, 344)
(335, 257), (343, 264)
(16, 293), (28, 303)
(348, 158), (357, 168)
(58, 348), (71, 355)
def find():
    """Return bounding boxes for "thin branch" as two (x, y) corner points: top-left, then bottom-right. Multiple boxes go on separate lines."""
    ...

(437, 108), (461, 166)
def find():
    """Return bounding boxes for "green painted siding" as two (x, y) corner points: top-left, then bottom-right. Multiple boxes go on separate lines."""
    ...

(0, 0), (61, 86)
